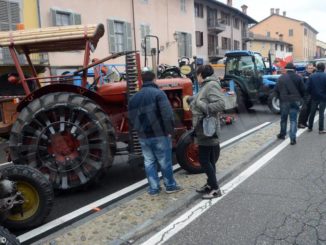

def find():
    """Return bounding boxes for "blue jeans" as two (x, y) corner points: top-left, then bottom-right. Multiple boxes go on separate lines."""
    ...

(279, 101), (300, 141)
(308, 100), (326, 131)
(139, 136), (177, 194)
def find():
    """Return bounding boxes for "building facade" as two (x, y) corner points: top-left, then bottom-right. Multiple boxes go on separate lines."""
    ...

(249, 9), (318, 62)
(316, 40), (326, 58)
(194, 0), (256, 63)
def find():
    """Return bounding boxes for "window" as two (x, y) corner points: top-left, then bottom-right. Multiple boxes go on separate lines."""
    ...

(266, 31), (270, 37)
(51, 9), (81, 26)
(280, 44), (284, 51)
(108, 19), (133, 53)
(207, 7), (217, 27)
(234, 18), (239, 29)
(275, 44), (278, 50)
(221, 12), (230, 25)
(262, 42), (265, 49)
(195, 31), (203, 47)
(289, 29), (293, 36)
(180, 0), (186, 13)
(222, 37), (231, 50)
(304, 28), (307, 36)
(176, 32), (192, 58)
(234, 40), (240, 50)
(140, 24), (150, 55)
(208, 34), (218, 56)
(288, 46), (293, 52)
(194, 3), (203, 18)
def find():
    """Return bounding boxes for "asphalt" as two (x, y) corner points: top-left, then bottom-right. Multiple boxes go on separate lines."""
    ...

(28, 120), (282, 245)
(166, 122), (326, 245)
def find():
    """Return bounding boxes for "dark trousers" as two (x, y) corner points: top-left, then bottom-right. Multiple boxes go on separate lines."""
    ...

(308, 100), (326, 131)
(198, 144), (220, 190)
(298, 96), (311, 125)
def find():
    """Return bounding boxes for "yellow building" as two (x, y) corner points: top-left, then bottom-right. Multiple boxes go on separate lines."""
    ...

(249, 8), (318, 61)
(0, 0), (47, 69)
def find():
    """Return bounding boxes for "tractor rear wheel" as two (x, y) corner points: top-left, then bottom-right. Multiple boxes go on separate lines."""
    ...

(0, 226), (20, 245)
(1, 165), (53, 230)
(9, 92), (112, 190)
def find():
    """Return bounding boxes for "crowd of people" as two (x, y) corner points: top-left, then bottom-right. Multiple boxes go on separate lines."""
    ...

(275, 61), (326, 145)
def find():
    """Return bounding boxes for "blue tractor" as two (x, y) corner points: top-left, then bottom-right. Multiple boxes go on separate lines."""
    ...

(222, 50), (280, 114)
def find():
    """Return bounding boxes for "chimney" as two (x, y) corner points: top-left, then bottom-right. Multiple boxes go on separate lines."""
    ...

(275, 8), (280, 15)
(283, 11), (286, 16)
(270, 8), (274, 15)
(227, 0), (232, 6)
(241, 5), (248, 15)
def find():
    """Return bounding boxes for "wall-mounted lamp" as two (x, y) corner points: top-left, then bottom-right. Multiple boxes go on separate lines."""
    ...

(173, 32), (179, 41)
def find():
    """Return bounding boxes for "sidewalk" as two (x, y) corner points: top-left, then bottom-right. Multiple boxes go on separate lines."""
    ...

(29, 122), (282, 245)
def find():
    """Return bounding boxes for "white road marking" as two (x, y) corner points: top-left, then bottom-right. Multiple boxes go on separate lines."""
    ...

(141, 123), (313, 245)
(17, 122), (271, 243)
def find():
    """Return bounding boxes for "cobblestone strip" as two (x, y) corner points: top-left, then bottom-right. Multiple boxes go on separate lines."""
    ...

(34, 122), (281, 245)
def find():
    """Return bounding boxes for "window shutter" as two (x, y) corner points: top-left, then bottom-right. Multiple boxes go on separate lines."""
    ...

(51, 9), (57, 26)
(176, 32), (183, 58)
(187, 33), (192, 57)
(145, 25), (150, 54)
(107, 19), (116, 53)
(0, 1), (9, 23)
(73, 13), (81, 25)
(9, 1), (19, 26)
(124, 22), (132, 51)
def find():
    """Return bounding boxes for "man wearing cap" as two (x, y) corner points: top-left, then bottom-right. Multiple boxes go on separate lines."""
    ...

(307, 62), (326, 134)
(274, 62), (305, 145)
(128, 68), (182, 196)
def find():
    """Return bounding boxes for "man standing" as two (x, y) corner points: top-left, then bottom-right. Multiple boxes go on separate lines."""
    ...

(298, 63), (315, 128)
(307, 62), (326, 134)
(128, 68), (182, 196)
(275, 63), (305, 145)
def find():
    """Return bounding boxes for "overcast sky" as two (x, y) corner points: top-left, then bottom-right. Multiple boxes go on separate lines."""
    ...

(230, 0), (326, 42)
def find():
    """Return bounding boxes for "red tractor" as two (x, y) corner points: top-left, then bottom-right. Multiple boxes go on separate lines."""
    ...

(0, 23), (201, 190)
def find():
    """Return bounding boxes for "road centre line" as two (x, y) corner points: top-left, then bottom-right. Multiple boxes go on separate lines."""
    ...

(141, 122), (314, 245)
(17, 121), (271, 244)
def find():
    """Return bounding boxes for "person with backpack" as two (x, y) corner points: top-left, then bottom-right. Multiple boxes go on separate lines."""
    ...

(274, 62), (305, 145)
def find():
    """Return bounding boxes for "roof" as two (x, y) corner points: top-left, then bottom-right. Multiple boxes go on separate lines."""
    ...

(203, 0), (257, 24)
(0, 23), (105, 54)
(225, 50), (257, 57)
(251, 33), (293, 46)
(250, 14), (318, 34)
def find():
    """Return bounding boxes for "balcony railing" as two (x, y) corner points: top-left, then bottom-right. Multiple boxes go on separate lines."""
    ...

(0, 49), (49, 65)
(208, 47), (227, 58)
(207, 18), (226, 34)
(242, 31), (254, 41)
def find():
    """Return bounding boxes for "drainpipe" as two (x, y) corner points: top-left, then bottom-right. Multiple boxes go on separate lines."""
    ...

(131, 0), (137, 50)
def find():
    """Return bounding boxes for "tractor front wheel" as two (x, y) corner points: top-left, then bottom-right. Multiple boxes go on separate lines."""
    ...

(9, 92), (113, 190)
(1, 165), (54, 230)
(268, 92), (280, 114)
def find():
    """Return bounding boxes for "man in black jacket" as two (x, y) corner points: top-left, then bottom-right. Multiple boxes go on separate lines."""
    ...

(275, 63), (305, 145)
(128, 69), (181, 196)
(307, 62), (326, 134)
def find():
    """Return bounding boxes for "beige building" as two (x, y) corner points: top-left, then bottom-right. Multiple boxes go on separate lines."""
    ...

(316, 40), (326, 58)
(194, 0), (256, 63)
(249, 8), (318, 62)
(247, 33), (293, 61)
(37, 0), (195, 74)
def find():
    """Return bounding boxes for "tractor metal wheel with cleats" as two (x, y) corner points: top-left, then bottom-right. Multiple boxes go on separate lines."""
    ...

(1, 165), (53, 230)
(9, 92), (112, 190)
(0, 226), (20, 245)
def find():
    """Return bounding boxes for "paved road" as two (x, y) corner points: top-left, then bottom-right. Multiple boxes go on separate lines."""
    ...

(1, 104), (278, 229)
(166, 127), (326, 245)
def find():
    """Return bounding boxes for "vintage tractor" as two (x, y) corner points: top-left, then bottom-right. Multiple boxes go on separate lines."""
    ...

(0, 23), (202, 190)
(222, 50), (280, 114)
(0, 162), (54, 244)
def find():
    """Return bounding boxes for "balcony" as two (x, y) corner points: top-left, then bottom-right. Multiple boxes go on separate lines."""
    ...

(242, 31), (254, 41)
(207, 18), (226, 34)
(208, 47), (227, 58)
(0, 49), (49, 66)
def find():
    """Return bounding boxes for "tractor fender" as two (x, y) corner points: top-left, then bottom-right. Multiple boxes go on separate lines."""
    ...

(17, 84), (108, 112)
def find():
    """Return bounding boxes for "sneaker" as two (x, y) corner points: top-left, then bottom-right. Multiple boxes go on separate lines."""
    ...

(298, 124), (306, 129)
(277, 134), (285, 140)
(165, 185), (183, 194)
(308, 128), (313, 132)
(196, 184), (211, 194)
(202, 189), (222, 199)
(319, 130), (326, 134)
(148, 191), (160, 196)
(290, 139), (296, 145)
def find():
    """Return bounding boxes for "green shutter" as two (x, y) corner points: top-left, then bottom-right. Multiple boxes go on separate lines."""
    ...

(107, 19), (116, 53)
(73, 13), (81, 25)
(51, 9), (57, 26)
(124, 22), (132, 51)
(187, 33), (192, 57)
